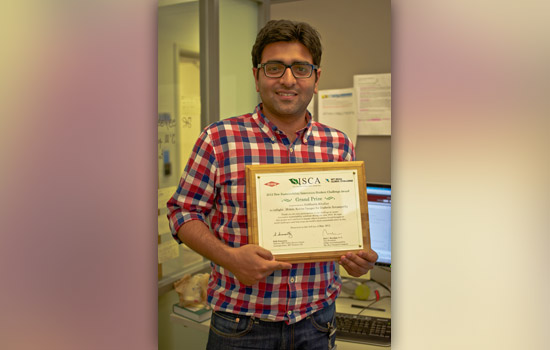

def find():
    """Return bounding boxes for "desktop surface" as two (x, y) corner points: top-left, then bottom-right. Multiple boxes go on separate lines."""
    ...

(335, 312), (390, 346)
(334, 296), (391, 349)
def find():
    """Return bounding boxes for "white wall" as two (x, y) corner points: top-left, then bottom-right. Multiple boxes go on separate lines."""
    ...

(220, 0), (260, 119)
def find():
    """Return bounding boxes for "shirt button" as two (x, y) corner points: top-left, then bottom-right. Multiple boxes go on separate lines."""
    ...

(270, 137), (276, 142)
(290, 147), (294, 153)
(287, 311), (293, 316)
(290, 277), (295, 283)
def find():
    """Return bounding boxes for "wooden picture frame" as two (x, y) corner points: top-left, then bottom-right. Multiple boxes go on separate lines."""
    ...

(246, 161), (370, 263)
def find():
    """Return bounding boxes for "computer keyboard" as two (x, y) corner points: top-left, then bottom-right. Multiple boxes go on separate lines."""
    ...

(335, 312), (391, 347)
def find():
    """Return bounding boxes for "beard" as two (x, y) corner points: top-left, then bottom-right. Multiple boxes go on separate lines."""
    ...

(259, 89), (314, 120)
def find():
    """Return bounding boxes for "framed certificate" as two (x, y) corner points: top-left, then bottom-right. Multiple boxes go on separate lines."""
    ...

(246, 161), (370, 263)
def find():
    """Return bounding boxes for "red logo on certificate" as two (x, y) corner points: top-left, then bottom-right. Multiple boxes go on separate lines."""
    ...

(264, 181), (279, 187)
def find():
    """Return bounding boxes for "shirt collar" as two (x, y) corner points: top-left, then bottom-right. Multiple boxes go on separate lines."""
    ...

(253, 103), (313, 144)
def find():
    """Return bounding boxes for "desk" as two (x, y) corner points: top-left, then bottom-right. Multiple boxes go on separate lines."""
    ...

(170, 296), (391, 349)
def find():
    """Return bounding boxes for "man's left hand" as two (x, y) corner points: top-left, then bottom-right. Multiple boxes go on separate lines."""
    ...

(338, 248), (378, 277)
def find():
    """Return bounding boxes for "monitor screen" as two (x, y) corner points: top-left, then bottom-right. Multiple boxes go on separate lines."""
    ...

(367, 184), (391, 267)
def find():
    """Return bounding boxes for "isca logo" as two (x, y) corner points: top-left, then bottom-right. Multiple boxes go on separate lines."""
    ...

(289, 177), (321, 185)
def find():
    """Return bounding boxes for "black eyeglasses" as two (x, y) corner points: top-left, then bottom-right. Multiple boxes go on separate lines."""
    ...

(257, 62), (318, 79)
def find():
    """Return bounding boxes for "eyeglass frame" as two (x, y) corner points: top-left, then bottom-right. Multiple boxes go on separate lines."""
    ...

(256, 61), (319, 79)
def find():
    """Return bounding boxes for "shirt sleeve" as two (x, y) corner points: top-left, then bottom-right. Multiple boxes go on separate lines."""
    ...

(350, 141), (356, 161)
(167, 129), (218, 243)
(340, 130), (356, 162)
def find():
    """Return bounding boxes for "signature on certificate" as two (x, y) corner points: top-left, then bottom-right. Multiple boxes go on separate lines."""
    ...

(273, 231), (293, 239)
(322, 229), (343, 238)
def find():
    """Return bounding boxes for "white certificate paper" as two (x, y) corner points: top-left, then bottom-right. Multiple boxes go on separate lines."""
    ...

(318, 88), (357, 145)
(354, 73), (391, 135)
(254, 170), (364, 255)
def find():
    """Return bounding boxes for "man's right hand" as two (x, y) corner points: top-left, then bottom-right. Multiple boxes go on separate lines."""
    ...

(177, 221), (292, 286)
(226, 244), (293, 286)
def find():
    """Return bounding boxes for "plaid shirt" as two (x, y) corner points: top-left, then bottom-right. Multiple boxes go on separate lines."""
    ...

(167, 104), (355, 324)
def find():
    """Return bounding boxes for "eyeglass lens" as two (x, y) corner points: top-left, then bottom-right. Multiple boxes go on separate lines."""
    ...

(264, 63), (313, 78)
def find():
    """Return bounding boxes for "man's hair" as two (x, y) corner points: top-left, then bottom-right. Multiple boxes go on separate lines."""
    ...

(251, 19), (322, 68)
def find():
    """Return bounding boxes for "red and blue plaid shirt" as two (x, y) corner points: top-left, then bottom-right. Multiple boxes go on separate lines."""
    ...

(167, 104), (355, 324)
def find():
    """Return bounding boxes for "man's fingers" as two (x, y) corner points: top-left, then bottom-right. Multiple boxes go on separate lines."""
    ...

(252, 246), (292, 270)
(254, 246), (274, 261)
(359, 249), (378, 263)
(339, 251), (377, 277)
(276, 261), (293, 270)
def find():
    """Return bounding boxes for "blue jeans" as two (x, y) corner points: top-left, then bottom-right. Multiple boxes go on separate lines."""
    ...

(206, 303), (336, 350)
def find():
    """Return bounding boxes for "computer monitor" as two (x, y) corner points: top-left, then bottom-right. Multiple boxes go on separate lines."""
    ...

(366, 183), (391, 267)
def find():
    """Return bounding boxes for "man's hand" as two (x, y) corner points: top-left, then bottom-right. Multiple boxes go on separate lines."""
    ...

(177, 221), (292, 286)
(338, 248), (378, 277)
(226, 245), (293, 286)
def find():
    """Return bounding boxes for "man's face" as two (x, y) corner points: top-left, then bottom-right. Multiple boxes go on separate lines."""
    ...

(253, 41), (321, 122)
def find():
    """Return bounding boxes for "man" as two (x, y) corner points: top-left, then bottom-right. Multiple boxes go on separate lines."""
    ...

(167, 19), (378, 350)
